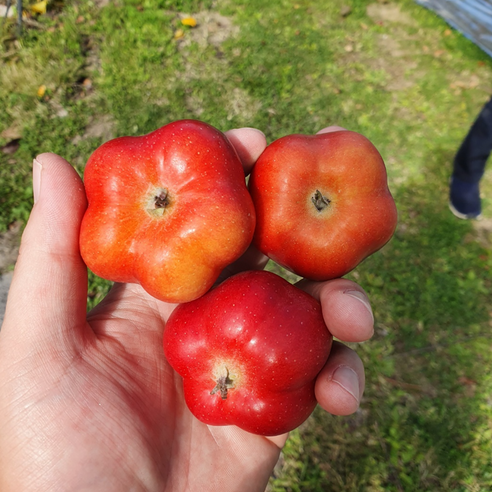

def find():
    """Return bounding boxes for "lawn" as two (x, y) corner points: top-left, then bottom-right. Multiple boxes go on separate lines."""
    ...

(1, 0), (492, 490)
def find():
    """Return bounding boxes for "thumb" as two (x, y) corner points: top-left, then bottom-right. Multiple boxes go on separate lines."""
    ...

(2, 153), (88, 346)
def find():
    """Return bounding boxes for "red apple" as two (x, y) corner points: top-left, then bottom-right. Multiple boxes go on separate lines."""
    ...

(248, 130), (397, 280)
(80, 119), (256, 303)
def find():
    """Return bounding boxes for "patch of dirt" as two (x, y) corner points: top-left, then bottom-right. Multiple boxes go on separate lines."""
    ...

(471, 218), (492, 248)
(176, 11), (262, 122)
(351, 4), (425, 92)
(337, 4), (427, 94)
(177, 12), (240, 49)
(341, 29), (422, 93)
(366, 2), (417, 27)
(363, 3), (492, 98)
(71, 115), (116, 145)
(375, 33), (421, 91)
(0, 222), (21, 274)
(0, 271), (13, 325)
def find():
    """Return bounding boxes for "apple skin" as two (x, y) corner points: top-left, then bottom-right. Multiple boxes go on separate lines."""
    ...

(79, 119), (256, 303)
(163, 270), (333, 436)
(248, 130), (397, 280)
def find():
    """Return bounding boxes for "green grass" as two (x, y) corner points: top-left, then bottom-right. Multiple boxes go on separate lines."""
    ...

(2, 0), (492, 489)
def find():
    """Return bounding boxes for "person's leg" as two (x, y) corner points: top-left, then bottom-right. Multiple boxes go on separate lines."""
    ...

(453, 97), (492, 183)
(450, 97), (492, 219)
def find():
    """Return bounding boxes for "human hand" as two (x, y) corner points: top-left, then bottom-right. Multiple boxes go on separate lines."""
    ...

(0, 126), (373, 492)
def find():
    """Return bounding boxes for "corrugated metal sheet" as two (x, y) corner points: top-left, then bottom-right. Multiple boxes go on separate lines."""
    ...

(415, 0), (492, 57)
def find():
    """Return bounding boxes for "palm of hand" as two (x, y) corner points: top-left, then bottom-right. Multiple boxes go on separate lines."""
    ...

(0, 281), (281, 491)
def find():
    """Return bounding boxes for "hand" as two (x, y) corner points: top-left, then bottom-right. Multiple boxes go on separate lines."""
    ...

(0, 127), (373, 492)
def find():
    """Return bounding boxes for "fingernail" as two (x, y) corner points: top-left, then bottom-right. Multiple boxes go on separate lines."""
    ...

(33, 157), (42, 204)
(245, 127), (266, 137)
(332, 365), (360, 403)
(317, 125), (346, 135)
(231, 127), (266, 138)
(344, 290), (374, 323)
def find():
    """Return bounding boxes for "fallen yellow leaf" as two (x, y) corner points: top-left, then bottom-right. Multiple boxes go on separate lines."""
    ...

(37, 85), (46, 98)
(181, 17), (197, 27)
(31, 0), (47, 15)
(174, 29), (185, 40)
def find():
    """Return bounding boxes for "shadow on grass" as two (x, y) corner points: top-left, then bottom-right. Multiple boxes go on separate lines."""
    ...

(270, 147), (492, 491)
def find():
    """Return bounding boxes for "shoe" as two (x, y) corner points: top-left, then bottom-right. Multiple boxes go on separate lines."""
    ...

(449, 176), (482, 220)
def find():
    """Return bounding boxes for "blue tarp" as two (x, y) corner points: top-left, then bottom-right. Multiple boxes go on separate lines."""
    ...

(415, 0), (492, 58)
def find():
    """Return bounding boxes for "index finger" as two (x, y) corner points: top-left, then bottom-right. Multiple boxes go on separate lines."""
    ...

(225, 128), (267, 175)
(296, 278), (374, 342)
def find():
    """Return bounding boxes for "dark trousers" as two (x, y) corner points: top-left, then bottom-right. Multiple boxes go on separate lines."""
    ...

(453, 96), (492, 184)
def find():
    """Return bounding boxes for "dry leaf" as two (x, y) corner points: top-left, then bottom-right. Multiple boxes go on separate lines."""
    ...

(458, 376), (476, 386)
(181, 17), (197, 27)
(1, 139), (20, 155)
(174, 29), (185, 40)
(30, 0), (47, 15)
(449, 75), (480, 90)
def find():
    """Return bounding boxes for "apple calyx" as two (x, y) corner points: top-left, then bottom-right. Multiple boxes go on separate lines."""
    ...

(155, 189), (170, 209)
(146, 188), (173, 218)
(311, 189), (330, 212)
(210, 367), (235, 400)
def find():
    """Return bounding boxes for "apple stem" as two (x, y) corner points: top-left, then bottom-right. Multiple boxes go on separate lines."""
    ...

(210, 368), (235, 400)
(154, 189), (170, 209)
(312, 189), (330, 212)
